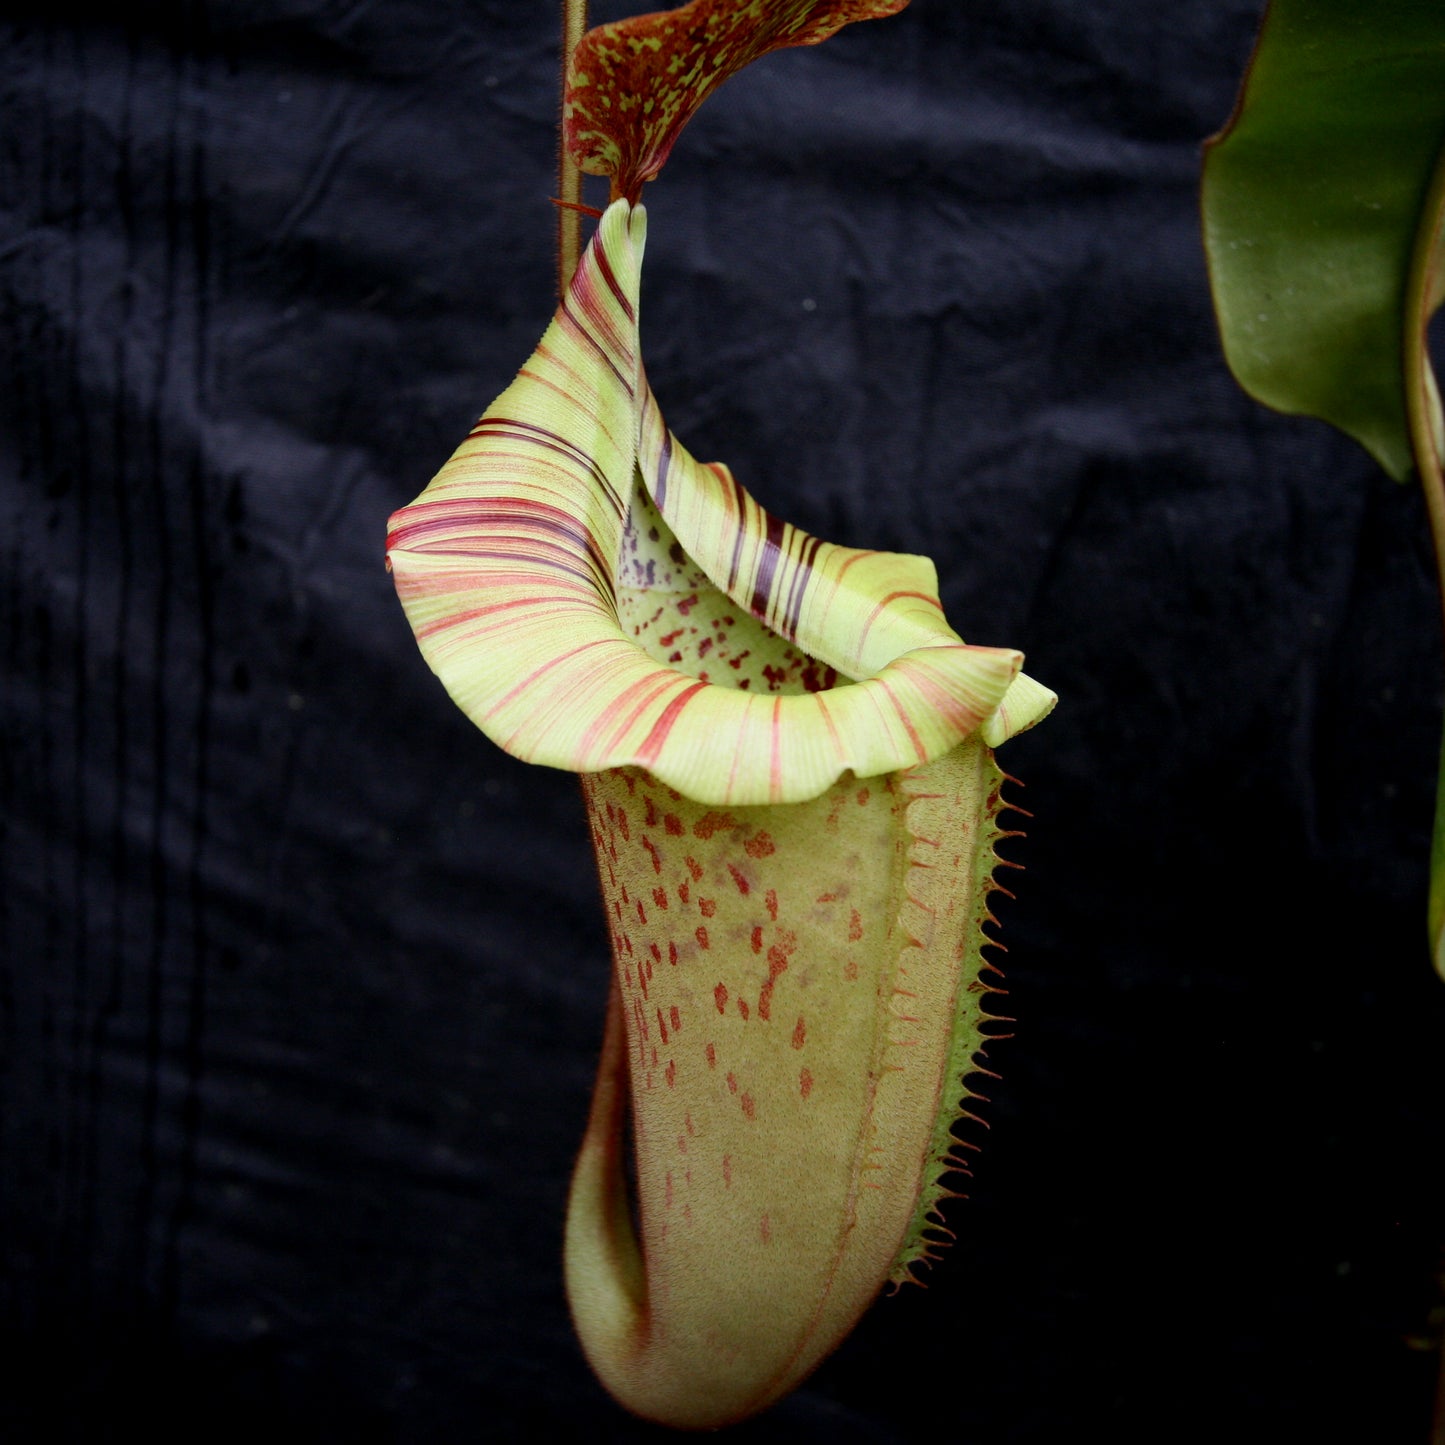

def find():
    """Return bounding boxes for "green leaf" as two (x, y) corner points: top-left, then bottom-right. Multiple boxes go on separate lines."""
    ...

(1201, 0), (1445, 484)
(1203, 2), (1445, 980)
(564, 0), (909, 202)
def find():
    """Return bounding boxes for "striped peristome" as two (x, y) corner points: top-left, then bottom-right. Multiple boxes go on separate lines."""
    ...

(385, 197), (1055, 1428)
(387, 201), (1052, 806)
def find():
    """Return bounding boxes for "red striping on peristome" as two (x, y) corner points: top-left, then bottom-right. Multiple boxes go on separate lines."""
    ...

(634, 679), (709, 768)
(590, 227), (636, 322)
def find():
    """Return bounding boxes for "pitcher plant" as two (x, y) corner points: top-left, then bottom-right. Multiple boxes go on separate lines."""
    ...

(386, 0), (1054, 1427)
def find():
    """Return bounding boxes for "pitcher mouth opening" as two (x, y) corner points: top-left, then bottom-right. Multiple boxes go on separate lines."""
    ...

(618, 469), (843, 700)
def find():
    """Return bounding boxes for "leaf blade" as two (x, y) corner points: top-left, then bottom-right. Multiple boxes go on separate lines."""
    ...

(1201, 0), (1445, 482)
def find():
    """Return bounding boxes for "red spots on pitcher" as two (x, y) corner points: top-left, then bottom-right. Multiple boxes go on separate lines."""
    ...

(664, 812), (684, 836)
(642, 836), (662, 873)
(696, 925), (710, 949)
(667, 941), (678, 966)
(677, 881), (690, 904)
(636, 898), (648, 925)
(669, 1005), (681, 1033)
(727, 863), (750, 895)
(692, 812), (737, 841)
(758, 946), (789, 1021)
(665, 1059), (676, 1088)
(685, 855), (703, 881)
(722, 1153), (732, 1188)
(843, 959), (858, 981)
(740, 1092), (756, 1121)
(652, 886), (668, 910)
(848, 907), (863, 941)
(699, 897), (716, 918)
(856, 786), (870, 807)
(656, 1007), (670, 1044)
(705, 1042), (717, 1069)
(617, 809), (630, 842)
(725, 1071), (738, 1094)
(791, 1015), (806, 1050)
(744, 830), (775, 859)
(750, 925), (763, 954)
(759, 1214), (772, 1245)
(714, 982), (728, 1014)
(737, 997), (750, 1022)
(799, 1067), (813, 1100)
(765, 888), (778, 920)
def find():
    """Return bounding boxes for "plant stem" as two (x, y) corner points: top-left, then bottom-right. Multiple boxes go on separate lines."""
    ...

(558, 0), (589, 298)
(1402, 145), (1445, 991)
(1403, 133), (1445, 1445)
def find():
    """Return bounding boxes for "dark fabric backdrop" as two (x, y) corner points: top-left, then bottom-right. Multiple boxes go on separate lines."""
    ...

(3, 1), (1444, 1440)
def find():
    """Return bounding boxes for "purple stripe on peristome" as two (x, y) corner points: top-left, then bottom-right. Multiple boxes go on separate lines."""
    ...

(471, 417), (624, 516)
(560, 299), (634, 397)
(653, 425), (673, 510)
(750, 509), (786, 622)
(780, 532), (823, 642)
(727, 471), (749, 592)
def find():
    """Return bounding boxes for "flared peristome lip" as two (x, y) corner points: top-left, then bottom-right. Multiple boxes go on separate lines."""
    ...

(387, 200), (1054, 805)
